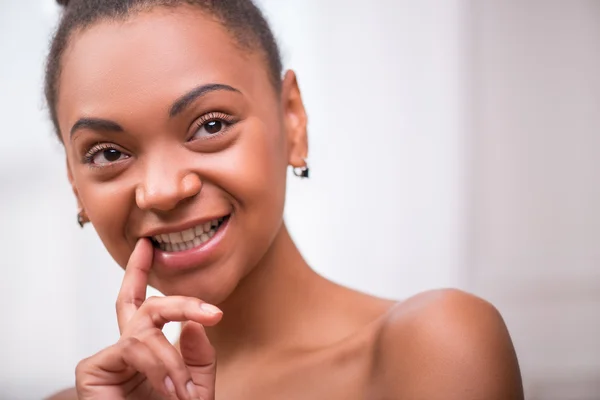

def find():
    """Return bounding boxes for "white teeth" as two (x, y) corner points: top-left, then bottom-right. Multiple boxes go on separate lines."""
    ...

(169, 232), (183, 244)
(182, 228), (195, 242)
(153, 217), (226, 252)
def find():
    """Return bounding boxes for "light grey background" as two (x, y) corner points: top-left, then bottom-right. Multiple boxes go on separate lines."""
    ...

(0, 1), (598, 399)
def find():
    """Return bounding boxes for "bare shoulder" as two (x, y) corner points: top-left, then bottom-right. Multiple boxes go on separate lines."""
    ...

(369, 289), (524, 400)
(45, 387), (77, 400)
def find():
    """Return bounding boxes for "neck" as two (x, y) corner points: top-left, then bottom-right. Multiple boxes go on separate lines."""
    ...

(205, 223), (329, 362)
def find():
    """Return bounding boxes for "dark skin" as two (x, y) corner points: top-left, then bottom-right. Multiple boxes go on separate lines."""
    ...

(48, 5), (523, 400)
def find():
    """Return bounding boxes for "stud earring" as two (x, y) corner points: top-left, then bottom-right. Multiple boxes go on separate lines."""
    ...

(293, 161), (310, 179)
(77, 209), (89, 228)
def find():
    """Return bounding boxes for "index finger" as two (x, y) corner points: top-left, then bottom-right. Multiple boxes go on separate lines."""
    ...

(116, 238), (154, 332)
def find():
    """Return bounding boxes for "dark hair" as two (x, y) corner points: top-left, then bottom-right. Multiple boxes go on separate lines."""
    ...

(45, 0), (283, 139)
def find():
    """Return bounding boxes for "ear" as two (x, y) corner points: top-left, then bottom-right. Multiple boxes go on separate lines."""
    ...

(281, 70), (308, 168)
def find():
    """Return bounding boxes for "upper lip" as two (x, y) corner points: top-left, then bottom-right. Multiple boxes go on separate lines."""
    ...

(141, 213), (230, 238)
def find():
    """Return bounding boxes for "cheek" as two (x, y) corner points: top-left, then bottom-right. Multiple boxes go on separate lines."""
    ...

(228, 117), (287, 211)
(238, 119), (288, 257)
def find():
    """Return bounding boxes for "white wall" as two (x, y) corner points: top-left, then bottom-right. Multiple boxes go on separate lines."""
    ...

(0, 1), (468, 398)
(467, 1), (600, 397)
(3, 0), (598, 399)
(262, 0), (469, 298)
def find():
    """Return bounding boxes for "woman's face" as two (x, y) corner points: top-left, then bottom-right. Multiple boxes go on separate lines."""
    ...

(55, 6), (307, 302)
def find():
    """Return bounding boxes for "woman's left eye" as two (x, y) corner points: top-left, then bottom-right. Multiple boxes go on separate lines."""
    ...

(190, 114), (233, 140)
(92, 148), (128, 165)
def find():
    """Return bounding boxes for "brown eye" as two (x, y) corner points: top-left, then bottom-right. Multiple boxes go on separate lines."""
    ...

(205, 120), (223, 134)
(102, 149), (123, 162)
(87, 147), (130, 166)
(190, 115), (233, 141)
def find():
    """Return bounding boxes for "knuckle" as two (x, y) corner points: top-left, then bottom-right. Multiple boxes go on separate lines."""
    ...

(119, 336), (142, 352)
(149, 311), (165, 327)
(75, 358), (90, 378)
(183, 296), (202, 305)
(191, 297), (204, 307)
(116, 294), (145, 311)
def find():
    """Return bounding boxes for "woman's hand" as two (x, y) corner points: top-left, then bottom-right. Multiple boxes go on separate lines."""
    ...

(75, 239), (222, 400)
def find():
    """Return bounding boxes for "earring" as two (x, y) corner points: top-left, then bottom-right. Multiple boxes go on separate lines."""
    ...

(77, 209), (89, 228)
(293, 161), (310, 179)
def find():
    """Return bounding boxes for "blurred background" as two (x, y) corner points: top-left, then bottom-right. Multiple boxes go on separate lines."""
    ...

(0, 0), (598, 399)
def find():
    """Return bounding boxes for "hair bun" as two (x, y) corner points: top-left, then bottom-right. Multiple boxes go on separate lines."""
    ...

(56, 0), (70, 6)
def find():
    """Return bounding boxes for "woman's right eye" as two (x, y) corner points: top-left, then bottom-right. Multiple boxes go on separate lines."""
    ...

(84, 145), (130, 166)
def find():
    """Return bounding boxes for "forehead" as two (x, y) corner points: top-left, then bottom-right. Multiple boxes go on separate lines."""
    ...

(57, 6), (266, 131)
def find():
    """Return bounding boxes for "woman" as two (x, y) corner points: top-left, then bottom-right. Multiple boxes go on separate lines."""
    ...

(46, 0), (523, 399)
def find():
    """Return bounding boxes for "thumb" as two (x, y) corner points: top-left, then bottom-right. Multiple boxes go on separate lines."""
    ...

(180, 321), (216, 368)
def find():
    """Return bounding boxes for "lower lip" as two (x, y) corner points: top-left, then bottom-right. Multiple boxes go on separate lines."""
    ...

(152, 216), (231, 272)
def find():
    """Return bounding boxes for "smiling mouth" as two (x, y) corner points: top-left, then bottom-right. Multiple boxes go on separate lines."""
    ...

(150, 215), (230, 253)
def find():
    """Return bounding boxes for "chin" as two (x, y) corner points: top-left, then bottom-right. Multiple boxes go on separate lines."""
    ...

(148, 261), (246, 305)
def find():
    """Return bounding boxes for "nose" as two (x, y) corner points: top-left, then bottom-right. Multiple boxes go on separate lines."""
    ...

(135, 161), (202, 212)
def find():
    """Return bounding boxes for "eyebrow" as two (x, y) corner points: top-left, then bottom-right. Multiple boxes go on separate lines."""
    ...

(70, 118), (124, 138)
(169, 83), (241, 117)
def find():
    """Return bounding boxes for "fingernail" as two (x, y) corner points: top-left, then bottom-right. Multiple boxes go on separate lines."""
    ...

(164, 376), (175, 394)
(187, 380), (199, 399)
(200, 303), (222, 316)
